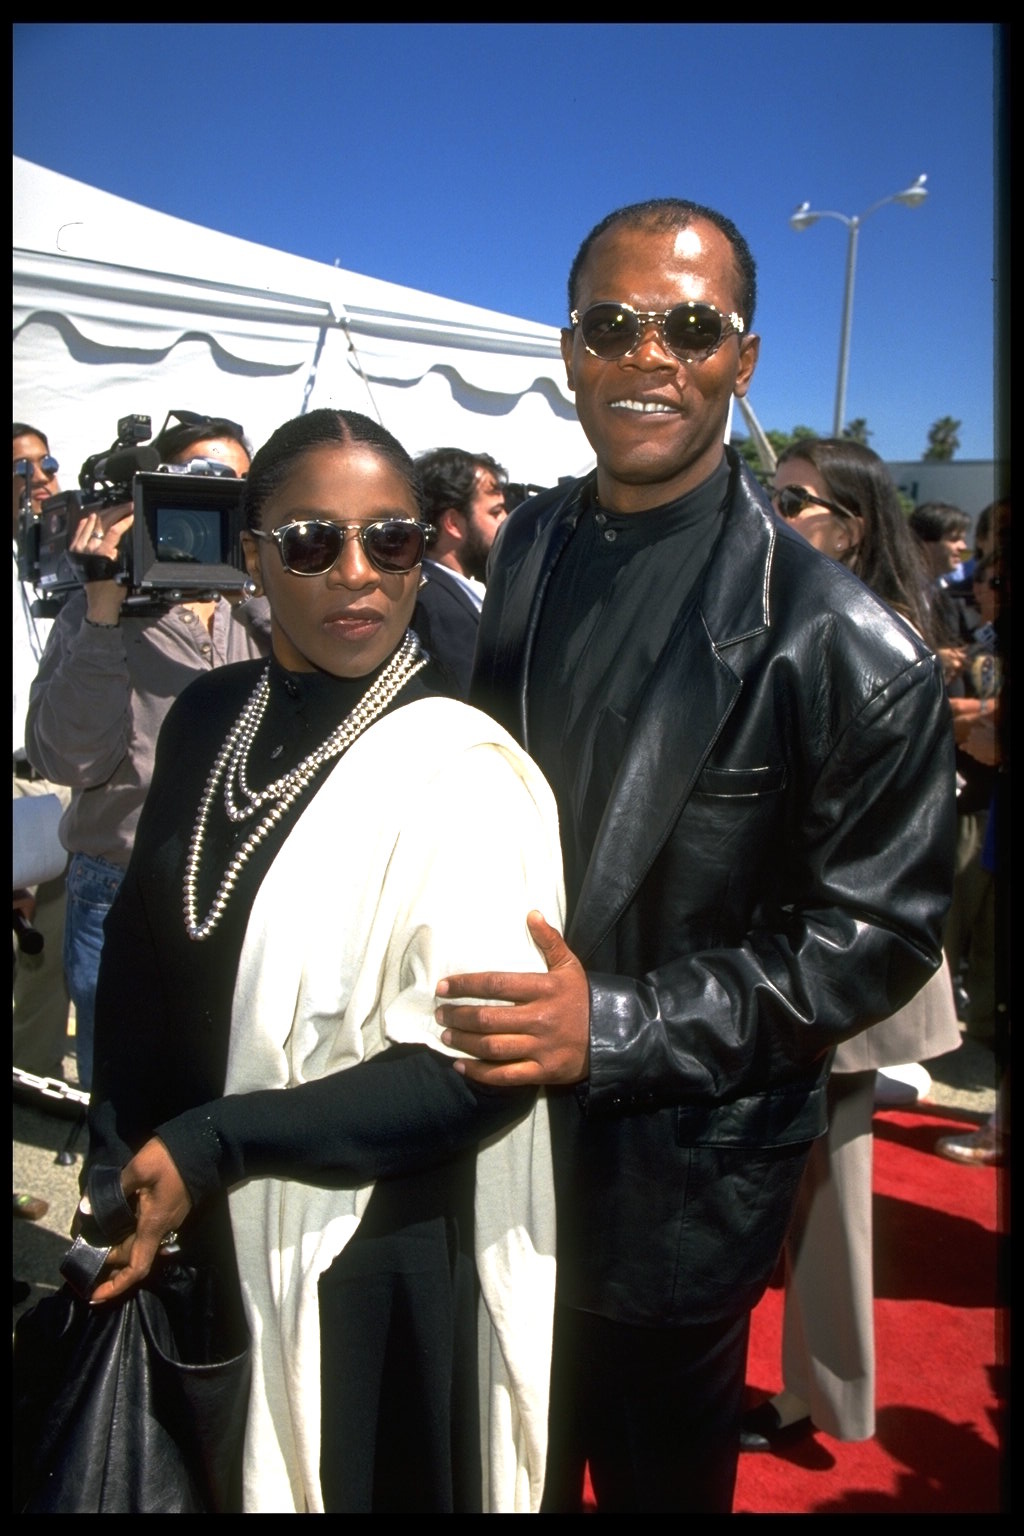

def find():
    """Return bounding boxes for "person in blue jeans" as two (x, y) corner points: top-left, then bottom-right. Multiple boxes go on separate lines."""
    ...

(25, 411), (269, 1088)
(61, 854), (126, 1091)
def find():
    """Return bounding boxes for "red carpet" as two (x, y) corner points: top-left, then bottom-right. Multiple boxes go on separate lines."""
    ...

(582, 1106), (1008, 1513)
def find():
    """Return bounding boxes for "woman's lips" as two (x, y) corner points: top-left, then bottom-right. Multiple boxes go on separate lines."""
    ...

(323, 608), (384, 638)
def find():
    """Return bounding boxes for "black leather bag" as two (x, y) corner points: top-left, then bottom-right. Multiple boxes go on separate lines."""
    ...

(12, 1167), (251, 1514)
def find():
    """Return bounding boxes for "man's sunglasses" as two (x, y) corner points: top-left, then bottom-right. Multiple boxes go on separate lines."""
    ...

(569, 301), (745, 364)
(250, 519), (428, 576)
(13, 455), (59, 477)
(773, 485), (857, 522)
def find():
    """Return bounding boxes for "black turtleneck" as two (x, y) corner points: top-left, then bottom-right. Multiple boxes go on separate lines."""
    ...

(528, 457), (730, 911)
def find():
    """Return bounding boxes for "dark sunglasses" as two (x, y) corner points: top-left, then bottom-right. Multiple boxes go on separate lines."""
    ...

(250, 518), (427, 576)
(158, 409), (246, 441)
(569, 300), (745, 364)
(13, 455), (59, 476)
(773, 485), (856, 522)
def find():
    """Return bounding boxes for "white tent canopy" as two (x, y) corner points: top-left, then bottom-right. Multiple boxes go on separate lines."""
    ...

(13, 156), (594, 489)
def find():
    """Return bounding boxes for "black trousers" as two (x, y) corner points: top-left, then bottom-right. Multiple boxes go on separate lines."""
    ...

(317, 1155), (481, 1513)
(541, 1303), (750, 1514)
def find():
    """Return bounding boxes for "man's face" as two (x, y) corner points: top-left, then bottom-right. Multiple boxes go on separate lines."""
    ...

(458, 466), (507, 581)
(939, 529), (969, 574)
(561, 219), (759, 513)
(12, 431), (61, 533)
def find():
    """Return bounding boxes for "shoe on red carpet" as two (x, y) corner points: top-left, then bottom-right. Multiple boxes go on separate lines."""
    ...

(739, 1399), (813, 1452)
(935, 1121), (1005, 1166)
(874, 1062), (932, 1106)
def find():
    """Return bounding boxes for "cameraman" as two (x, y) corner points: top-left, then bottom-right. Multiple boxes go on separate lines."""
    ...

(24, 411), (271, 1092)
(13, 423), (73, 1088)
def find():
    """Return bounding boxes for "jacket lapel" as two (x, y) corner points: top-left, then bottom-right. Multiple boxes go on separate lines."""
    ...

(500, 480), (591, 746)
(568, 458), (777, 960)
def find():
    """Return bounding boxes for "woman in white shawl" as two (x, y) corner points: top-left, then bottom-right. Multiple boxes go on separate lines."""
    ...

(83, 410), (565, 1513)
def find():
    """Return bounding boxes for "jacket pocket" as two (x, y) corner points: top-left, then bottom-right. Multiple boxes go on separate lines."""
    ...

(675, 1080), (828, 1147)
(694, 763), (787, 798)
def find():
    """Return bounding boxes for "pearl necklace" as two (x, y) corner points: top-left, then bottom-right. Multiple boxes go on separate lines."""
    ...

(183, 630), (428, 940)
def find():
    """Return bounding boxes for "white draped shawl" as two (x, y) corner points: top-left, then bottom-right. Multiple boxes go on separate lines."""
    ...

(224, 697), (564, 1513)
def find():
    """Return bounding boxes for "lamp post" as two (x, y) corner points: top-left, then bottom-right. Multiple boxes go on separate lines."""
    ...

(790, 174), (928, 438)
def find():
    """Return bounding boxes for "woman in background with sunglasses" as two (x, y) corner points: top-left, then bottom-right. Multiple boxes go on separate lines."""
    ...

(741, 436), (961, 1456)
(771, 437), (935, 635)
(80, 409), (562, 1513)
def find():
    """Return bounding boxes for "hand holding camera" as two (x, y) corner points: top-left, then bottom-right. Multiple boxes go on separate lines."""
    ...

(67, 505), (135, 622)
(19, 414), (248, 616)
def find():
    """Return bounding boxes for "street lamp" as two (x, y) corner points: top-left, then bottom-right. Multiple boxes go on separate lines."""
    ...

(790, 174), (928, 438)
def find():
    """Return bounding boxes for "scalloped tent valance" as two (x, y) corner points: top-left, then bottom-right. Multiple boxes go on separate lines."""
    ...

(13, 156), (593, 488)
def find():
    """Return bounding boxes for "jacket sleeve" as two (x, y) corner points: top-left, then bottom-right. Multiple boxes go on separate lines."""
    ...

(412, 569), (479, 698)
(583, 648), (957, 1112)
(24, 592), (132, 786)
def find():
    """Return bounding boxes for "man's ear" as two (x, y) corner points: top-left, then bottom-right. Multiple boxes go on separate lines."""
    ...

(560, 328), (576, 392)
(732, 332), (760, 400)
(438, 506), (464, 542)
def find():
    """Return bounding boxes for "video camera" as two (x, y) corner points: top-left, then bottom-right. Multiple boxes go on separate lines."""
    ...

(16, 415), (249, 617)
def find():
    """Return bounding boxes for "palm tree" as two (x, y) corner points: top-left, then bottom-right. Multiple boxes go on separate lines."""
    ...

(842, 418), (872, 446)
(924, 417), (962, 461)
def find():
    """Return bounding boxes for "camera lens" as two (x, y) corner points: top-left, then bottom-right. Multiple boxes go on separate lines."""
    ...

(156, 507), (222, 563)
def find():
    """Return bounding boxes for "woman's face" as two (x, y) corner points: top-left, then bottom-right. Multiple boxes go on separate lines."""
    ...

(242, 442), (421, 678)
(772, 458), (861, 561)
(166, 435), (251, 479)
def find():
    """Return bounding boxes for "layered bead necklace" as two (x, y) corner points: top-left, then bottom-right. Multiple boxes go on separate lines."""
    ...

(183, 629), (428, 940)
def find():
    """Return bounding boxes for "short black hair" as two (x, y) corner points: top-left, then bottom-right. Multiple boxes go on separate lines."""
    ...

(244, 409), (422, 530)
(12, 422), (49, 450)
(567, 198), (758, 328)
(152, 412), (252, 467)
(412, 447), (507, 543)
(908, 502), (971, 543)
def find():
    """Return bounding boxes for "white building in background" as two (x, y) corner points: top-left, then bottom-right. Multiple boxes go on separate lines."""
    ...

(884, 461), (1000, 525)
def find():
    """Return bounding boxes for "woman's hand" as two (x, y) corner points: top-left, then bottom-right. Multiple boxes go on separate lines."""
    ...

(950, 695), (998, 744)
(962, 715), (1000, 767)
(938, 645), (967, 684)
(88, 1138), (193, 1305)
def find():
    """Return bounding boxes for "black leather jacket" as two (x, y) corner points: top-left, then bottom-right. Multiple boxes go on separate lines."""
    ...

(472, 450), (956, 1327)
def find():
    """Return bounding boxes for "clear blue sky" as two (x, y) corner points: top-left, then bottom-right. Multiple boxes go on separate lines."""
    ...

(13, 22), (1003, 465)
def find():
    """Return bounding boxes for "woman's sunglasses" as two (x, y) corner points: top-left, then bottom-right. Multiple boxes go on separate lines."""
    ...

(569, 300), (745, 364)
(250, 518), (427, 576)
(158, 408), (246, 441)
(773, 485), (857, 522)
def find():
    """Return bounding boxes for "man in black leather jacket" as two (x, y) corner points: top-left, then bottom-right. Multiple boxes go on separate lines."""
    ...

(436, 199), (955, 1512)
